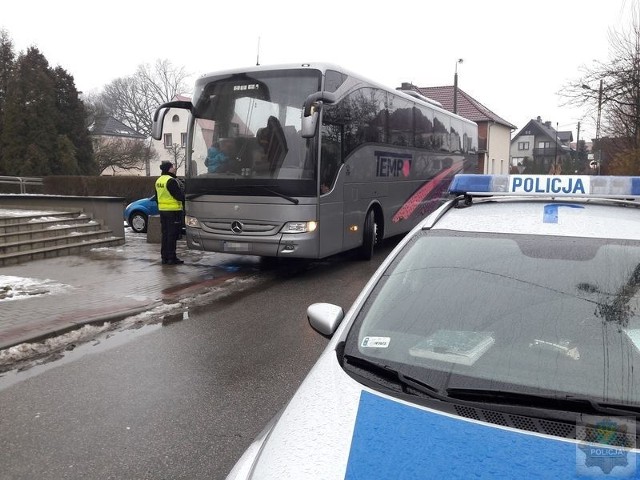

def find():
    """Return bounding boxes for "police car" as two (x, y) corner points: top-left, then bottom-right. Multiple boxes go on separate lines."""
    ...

(227, 174), (640, 479)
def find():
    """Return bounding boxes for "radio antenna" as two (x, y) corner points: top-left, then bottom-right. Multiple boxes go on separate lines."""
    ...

(256, 36), (261, 66)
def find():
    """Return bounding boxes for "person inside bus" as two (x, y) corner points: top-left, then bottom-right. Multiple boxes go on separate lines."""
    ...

(251, 128), (272, 175)
(205, 138), (235, 173)
(205, 141), (220, 173)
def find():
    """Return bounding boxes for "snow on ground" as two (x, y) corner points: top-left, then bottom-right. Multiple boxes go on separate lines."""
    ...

(0, 209), (66, 217)
(0, 226), (137, 303)
(0, 275), (73, 302)
(0, 302), (184, 370)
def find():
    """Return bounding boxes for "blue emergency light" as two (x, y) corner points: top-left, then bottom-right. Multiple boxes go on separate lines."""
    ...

(449, 174), (640, 199)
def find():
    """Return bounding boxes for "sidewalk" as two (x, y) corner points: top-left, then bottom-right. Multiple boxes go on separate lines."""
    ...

(0, 231), (262, 351)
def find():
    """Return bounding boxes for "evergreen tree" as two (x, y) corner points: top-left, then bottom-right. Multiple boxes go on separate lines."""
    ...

(0, 29), (15, 174)
(1, 47), (57, 176)
(52, 66), (96, 174)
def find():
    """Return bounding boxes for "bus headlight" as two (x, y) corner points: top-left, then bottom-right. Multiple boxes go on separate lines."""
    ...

(281, 221), (318, 234)
(185, 215), (202, 228)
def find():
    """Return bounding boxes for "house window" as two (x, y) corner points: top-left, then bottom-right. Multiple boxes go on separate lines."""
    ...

(538, 141), (551, 149)
(518, 141), (529, 150)
(181, 133), (187, 147)
(172, 114), (180, 122)
(164, 133), (173, 147)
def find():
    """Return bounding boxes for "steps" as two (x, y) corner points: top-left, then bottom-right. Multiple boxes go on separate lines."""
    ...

(0, 209), (125, 266)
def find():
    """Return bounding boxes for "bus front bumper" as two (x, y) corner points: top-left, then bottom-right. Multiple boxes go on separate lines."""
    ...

(186, 228), (319, 258)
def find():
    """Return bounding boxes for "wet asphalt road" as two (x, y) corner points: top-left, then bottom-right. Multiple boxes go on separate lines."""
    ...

(0, 241), (397, 480)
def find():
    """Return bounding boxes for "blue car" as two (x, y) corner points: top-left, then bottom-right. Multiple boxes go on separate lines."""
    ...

(124, 196), (157, 233)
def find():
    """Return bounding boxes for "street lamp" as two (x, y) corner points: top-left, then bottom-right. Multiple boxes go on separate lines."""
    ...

(581, 79), (604, 174)
(453, 58), (463, 114)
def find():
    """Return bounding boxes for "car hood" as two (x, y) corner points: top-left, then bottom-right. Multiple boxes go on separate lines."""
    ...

(241, 350), (639, 479)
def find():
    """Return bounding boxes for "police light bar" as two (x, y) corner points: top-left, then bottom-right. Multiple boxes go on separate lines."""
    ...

(449, 174), (640, 199)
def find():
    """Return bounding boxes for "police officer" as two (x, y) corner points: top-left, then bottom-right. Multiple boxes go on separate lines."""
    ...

(155, 161), (185, 265)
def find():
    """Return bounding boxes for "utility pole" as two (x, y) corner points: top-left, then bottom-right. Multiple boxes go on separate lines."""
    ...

(453, 59), (463, 114)
(596, 79), (603, 174)
(554, 122), (559, 174)
(576, 121), (580, 173)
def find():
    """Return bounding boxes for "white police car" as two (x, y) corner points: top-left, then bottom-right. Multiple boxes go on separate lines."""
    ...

(227, 174), (640, 479)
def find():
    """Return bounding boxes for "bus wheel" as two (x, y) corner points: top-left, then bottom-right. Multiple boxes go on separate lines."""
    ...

(360, 209), (378, 260)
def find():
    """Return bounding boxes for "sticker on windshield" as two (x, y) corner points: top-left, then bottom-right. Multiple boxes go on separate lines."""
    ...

(361, 336), (391, 348)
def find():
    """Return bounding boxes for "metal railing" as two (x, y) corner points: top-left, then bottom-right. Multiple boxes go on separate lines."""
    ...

(0, 176), (43, 194)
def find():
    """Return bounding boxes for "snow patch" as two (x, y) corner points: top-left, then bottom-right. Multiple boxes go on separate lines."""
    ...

(0, 275), (73, 302)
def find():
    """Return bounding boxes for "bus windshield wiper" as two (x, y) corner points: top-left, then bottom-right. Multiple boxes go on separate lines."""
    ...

(446, 387), (640, 417)
(241, 185), (299, 204)
(343, 354), (447, 401)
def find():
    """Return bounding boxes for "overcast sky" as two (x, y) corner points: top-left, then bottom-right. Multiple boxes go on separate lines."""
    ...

(2, 0), (634, 141)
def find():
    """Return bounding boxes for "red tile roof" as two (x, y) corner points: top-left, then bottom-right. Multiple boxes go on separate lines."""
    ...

(417, 86), (516, 130)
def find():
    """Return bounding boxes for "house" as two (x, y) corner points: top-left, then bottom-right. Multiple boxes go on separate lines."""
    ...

(402, 84), (516, 174)
(88, 114), (148, 176)
(510, 117), (574, 174)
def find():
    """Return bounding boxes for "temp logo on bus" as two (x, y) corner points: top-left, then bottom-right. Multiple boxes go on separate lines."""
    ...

(510, 175), (590, 195)
(375, 151), (413, 178)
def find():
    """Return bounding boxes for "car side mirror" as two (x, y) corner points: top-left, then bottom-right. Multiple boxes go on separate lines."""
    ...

(307, 302), (344, 337)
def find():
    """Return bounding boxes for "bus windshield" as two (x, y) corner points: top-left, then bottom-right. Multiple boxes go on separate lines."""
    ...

(187, 69), (322, 197)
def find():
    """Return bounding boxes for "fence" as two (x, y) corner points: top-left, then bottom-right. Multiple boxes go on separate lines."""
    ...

(0, 176), (43, 194)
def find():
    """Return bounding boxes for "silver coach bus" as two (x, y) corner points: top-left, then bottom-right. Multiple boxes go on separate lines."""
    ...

(151, 63), (478, 260)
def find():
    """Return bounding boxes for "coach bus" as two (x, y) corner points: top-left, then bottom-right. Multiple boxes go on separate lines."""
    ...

(151, 63), (478, 260)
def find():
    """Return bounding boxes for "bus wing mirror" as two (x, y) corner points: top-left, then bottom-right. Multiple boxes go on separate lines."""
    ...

(301, 105), (319, 138)
(301, 92), (336, 138)
(151, 101), (194, 140)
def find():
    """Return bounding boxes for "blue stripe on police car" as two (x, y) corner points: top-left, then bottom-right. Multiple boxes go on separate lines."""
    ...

(344, 391), (637, 479)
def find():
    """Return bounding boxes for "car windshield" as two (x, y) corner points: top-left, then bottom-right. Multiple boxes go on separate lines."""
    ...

(185, 69), (322, 198)
(343, 229), (640, 407)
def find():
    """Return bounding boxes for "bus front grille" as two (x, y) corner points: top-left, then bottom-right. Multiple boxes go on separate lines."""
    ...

(201, 220), (281, 236)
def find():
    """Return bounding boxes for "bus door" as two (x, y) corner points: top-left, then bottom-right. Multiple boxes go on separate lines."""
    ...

(317, 131), (344, 258)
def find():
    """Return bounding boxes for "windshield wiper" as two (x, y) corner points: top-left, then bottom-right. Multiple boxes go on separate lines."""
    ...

(446, 387), (640, 417)
(252, 185), (299, 204)
(343, 354), (447, 401)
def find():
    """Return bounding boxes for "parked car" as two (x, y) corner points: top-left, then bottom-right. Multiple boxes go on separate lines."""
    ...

(124, 196), (157, 233)
(227, 174), (640, 479)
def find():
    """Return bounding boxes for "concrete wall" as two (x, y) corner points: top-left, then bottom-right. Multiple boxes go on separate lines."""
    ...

(0, 195), (125, 237)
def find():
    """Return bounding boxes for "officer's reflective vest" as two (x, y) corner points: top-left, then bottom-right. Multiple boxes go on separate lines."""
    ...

(155, 175), (182, 211)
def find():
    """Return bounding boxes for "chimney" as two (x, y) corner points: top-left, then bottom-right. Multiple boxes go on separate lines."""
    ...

(544, 121), (552, 128)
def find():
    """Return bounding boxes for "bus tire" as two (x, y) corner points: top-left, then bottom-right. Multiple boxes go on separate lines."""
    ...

(360, 209), (377, 260)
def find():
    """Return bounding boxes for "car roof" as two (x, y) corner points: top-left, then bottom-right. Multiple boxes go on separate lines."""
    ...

(429, 174), (640, 240)
(431, 199), (640, 240)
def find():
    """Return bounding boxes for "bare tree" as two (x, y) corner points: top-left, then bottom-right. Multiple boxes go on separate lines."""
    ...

(561, 5), (640, 173)
(165, 143), (186, 172)
(98, 59), (191, 137)
(94, 138), (157, 175)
